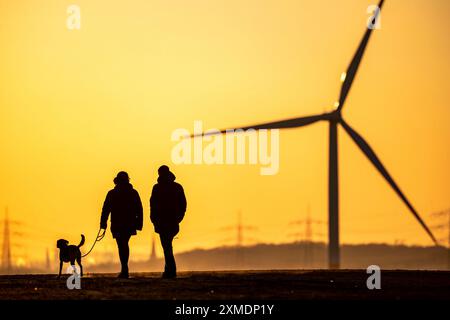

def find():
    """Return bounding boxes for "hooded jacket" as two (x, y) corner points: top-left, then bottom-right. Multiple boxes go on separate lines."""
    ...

(150, 171), (186, 235)
(100, 183), (143, 238)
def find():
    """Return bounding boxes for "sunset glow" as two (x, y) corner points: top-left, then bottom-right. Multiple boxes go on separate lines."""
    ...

(0, 0), (449, 266)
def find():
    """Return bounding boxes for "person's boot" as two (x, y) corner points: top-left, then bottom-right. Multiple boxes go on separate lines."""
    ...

(162, 272), (176, 279)
(118, 267), (129, 279)
(162, 265), (176, 278)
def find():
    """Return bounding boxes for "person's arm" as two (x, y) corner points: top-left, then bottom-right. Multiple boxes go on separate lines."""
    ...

(100, 191), (112, 229)
(150, 185), (157, 224)
(177, 185), (187, 223)
(135, 190), (143, 231)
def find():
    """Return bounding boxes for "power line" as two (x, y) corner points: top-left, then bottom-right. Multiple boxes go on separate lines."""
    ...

(220, 211), (258, 247)
(430, 208), (450, 270)
(289, 204), (324, 267)
(219, 211), (257, 267)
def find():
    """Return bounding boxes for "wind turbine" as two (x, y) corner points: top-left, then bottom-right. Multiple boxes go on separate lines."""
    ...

(190, 0), (437, 268)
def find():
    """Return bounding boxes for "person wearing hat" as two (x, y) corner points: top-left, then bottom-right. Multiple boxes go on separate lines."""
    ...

(100, 171), (143, 278)
(150, 165), (187, 278)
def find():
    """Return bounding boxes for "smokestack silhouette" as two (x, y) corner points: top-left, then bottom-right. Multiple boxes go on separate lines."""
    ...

(150, 233), (157, 261)
(1, 207), (12, 273)
(237, 211), (243, 248)
(45, 248), (50, 271)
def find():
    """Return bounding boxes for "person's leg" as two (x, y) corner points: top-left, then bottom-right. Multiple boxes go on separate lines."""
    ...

(160, 233), (176, 277)
(116, 234), (131, 277)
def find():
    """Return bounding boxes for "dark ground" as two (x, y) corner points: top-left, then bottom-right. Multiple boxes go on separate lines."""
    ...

(0, 270), (449, 300)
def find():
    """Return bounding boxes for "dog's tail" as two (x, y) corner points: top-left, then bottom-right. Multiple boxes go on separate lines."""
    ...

(78, 234), (85, 248)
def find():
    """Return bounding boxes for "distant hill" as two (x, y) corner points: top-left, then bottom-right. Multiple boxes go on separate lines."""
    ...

(88, 242), (449, 273)
(174, 242), (448, 270)
(2, 242), (446, 275)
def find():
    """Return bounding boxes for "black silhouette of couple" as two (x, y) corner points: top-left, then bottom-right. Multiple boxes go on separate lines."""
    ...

(100, 165), (186, 279)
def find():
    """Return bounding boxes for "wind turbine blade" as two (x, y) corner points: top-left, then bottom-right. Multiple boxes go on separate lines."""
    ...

(340, 119), (438, 245)
(190, 113), (329, 138)
(338, 0), (385, 111)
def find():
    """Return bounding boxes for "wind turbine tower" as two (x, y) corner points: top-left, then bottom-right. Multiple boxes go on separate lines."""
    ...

(191, 0), (437, 268)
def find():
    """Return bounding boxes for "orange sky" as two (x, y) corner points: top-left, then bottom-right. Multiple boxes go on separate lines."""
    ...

(0, 0), (449, 265)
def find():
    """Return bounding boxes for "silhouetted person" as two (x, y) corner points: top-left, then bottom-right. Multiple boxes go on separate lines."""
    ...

(100, 171), (143, 278)
(150, 165), (186, 278)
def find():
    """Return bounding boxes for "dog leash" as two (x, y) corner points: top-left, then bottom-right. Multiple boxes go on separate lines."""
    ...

(81, 228), (106, 257)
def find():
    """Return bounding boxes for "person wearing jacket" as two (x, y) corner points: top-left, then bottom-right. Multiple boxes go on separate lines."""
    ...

(100, 171), (143, 278)
(150, 165), (186, 278)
